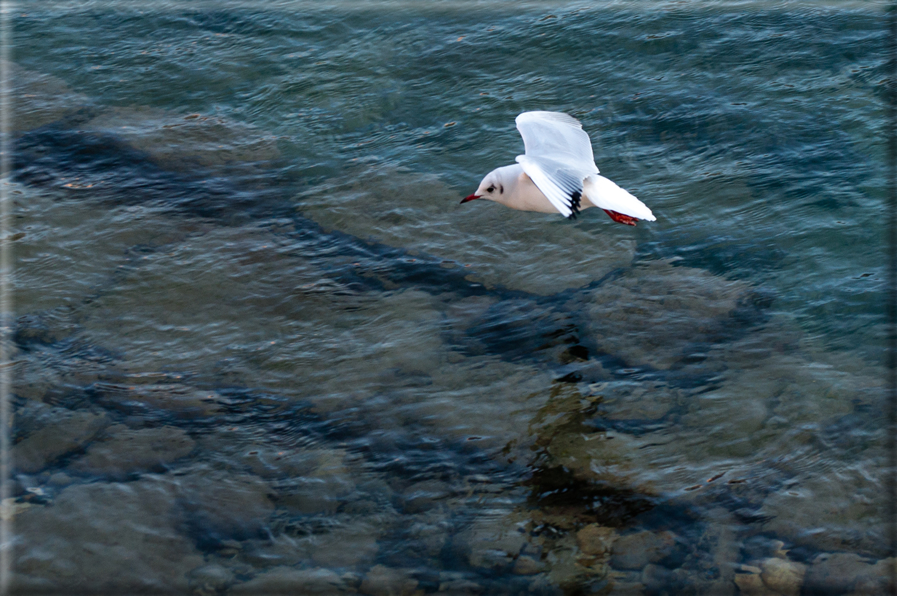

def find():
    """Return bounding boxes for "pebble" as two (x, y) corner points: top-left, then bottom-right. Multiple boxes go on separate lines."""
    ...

(46, 472), (73, 488)
(188, 563), (234, 593)
(733, 570), (768, 596)
(576, 524), (617, 557)
(512, 555), (545, 576)
(759, 557), (805, 596)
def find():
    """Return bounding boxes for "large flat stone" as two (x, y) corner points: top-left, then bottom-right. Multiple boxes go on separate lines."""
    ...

(585, 261), (750, 370)
(12, 477), (204, 593)
(230, 566), (353, 594)
(68, 424), (196, 478)
(175, 466), (276, 540)
(14, 408), (108, 474)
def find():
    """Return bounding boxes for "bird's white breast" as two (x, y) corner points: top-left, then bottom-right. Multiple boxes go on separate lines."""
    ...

(499, 166), (563, 214)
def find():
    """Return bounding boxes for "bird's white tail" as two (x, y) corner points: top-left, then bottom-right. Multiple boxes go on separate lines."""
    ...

(583, 175), (656, 222)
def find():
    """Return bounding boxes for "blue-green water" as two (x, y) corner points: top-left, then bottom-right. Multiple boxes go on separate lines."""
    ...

(10, 2), (891, 594)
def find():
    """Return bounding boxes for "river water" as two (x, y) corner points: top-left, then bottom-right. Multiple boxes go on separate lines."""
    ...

(9, 1), (892, 594)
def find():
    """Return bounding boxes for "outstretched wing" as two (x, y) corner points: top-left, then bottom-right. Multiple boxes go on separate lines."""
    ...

(515, 111), (599, 219)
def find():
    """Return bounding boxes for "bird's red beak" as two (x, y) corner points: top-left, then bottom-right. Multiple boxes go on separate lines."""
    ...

(460, 194), (481, 204)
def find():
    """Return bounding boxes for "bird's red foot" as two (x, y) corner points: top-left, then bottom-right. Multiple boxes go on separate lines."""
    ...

(603, 210), (638, 226)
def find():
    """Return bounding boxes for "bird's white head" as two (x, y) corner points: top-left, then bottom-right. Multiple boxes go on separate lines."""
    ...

(460, 166), (512, 205)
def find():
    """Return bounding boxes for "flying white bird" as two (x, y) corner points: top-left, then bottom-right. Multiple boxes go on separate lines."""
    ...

(461, 111), (656, 226)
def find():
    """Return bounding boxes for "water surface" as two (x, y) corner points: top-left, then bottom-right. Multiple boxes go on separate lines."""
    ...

(10, 1), (891, 594)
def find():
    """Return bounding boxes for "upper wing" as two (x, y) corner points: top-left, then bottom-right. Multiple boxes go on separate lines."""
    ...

(516, 111), (599, 176)
(515, 111), (600, 219)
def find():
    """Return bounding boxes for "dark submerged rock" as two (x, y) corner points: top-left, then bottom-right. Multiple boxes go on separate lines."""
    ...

(14, 407), (108, 474)
(12, 478), (204, 593)
(68, 424), (196, 478)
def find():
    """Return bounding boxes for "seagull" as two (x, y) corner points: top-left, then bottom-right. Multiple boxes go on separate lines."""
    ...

(461, 111), (656, 226)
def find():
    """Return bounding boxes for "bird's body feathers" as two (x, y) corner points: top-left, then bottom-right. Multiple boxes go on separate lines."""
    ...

(464, 111), (656, 225)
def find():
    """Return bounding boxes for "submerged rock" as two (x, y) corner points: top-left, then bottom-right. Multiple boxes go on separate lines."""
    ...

(47, 472), (73, 488)
(759, 472), (885, 558)
(12, 357), (63, 403)
(14, 311), (78, 350)
(406, 515), (451, 558)
(175, 466), (276, 540)
(690, 508), (739, 596)
(401, 479), (453, 514)
(12, 182), (194, 316)
(759, 557), (805, 596)
(239, 444), (322, 480)
(7, 61), (91, 132)
(12, 477), (204, 593)
(524, 383), (672, 504)
(680, 380), (770, 458)
(275, 448), (357, 516)
(95, 383), (225, 419)
(512, 556), (546, 576)
(188, 563), (235, 593)
(585, 260), (752, 370)
(304, 523), (381, 568)
(68, 424), (195, 478)
(605, 576), (647, 595)
(256, 516), (381, 570)
(436, 573), (484, 594)
(610, 531), (677, 571)
(231, 567), (352, 594)
(732, 569), (769, 596)
(238, 534), (310, 569)
(14, 408), (108, 474)
(804, 552), (885, 595)
(360, 565), (422, 596)
(576, 524), (617, 558)
(82, 105), (281, 174)
(454, 512), (531, 571)
(595, 381), (679, 422)
(543, 533), (596, 591)
(277, 480), (347, 516)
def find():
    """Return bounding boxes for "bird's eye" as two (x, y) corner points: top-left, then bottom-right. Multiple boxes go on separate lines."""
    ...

(487, 186), (495, 193)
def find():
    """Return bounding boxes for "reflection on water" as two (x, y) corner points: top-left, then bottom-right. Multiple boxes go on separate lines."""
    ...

(9, 1), (891, 594)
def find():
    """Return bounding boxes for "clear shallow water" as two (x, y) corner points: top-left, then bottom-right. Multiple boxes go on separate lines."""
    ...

(9, 1), (891, 594)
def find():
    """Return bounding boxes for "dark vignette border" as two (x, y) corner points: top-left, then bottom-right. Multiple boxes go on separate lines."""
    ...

(1, 0), (12, 590)
(889, 2), (897, 595)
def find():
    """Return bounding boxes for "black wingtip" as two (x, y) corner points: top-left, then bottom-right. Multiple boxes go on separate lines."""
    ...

(567, 190), (582, 220)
